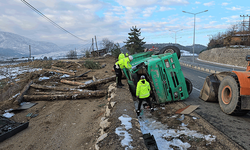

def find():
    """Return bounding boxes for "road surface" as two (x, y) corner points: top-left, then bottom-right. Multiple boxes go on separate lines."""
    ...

(180, 58), (250, 150)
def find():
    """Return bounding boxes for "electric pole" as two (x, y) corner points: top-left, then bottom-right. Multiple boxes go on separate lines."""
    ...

(29, 45), (31, 59)
(95, 36), (99, 56)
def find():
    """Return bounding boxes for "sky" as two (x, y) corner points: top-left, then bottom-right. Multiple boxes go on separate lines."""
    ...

(0, 0), (249, 48)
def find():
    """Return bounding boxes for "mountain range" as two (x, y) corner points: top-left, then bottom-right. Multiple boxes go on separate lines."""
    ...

(0, 31), (207, 59)
(0, 31), (92, 58)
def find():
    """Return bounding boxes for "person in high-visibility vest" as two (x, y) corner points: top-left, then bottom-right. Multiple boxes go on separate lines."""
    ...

(118, 53), (125, 61)
(114, 55), (133, 88)
(136, 75), (154, 116)
(125, 53), (128, 57)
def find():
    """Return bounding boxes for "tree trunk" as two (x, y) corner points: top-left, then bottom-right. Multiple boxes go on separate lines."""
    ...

(23, 90), (107, 101)
(51, 66), (74, 73)
(77, 70), (91, 77)
(78, 75), (116, 89)
(13, 80), (33, 104)
(43, 69), (75, 76)
(60, 79), (85, 86)
(33, 91), (86, 95)
(30, 83), (78, 91)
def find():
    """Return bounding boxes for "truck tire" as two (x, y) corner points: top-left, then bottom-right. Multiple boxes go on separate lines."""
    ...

(159, 46), (181, 59)
(185, 78), (193, 95)
(218, 75), (249, 115)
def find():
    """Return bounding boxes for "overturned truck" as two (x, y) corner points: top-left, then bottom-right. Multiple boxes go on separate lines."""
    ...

(122, 46), (192, 104)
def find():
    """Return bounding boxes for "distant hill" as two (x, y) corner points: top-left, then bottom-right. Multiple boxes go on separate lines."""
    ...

(0, 31), (62, 57)
(120, 43), (207, 54)
(0, 31), (93, 58)
(143, 43), (207, 54)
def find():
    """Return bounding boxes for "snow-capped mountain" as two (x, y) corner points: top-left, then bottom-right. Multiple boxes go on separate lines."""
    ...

(0, 31), (92, 58)
(0, 31), (63, 57)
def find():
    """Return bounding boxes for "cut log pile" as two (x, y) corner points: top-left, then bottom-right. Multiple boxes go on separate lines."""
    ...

(13, 63), (115, 104)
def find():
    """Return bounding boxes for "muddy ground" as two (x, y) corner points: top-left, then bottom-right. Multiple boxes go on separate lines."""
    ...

(0, 55), (244, 150)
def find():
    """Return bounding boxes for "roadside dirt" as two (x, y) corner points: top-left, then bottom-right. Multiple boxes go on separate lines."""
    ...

(0, 55), (245, 150)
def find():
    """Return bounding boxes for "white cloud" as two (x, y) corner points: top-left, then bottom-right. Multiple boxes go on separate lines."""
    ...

(112, 6), (125, 15)
(62, 0), (94, 3)
(203, 24), (231, 29)
(203, 1), (215, 6)
(143, 6), (157, 17)
(221, 15), (240, 23)
(160, 0), (189, 5)
(195, 1), (201, 4)
(115, 0), (157, 7)
(209, 21), (217, 24)
(226, 6), (242, 11)
(159, 7), (176, 11)
(221, 2), (229, 6)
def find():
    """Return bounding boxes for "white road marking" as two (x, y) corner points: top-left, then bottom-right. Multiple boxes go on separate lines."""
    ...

(193, 87), (201, 92)
(198, 76), (206, 80)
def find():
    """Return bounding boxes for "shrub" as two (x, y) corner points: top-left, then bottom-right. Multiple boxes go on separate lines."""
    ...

(84, 60), (101, 69)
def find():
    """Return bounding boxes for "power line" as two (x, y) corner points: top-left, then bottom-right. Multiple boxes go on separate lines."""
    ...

(21, 0), (88, 42)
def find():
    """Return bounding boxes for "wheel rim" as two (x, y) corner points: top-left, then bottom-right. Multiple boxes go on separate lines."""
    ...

(164, 49), (174, 54)
(221, 85), (232, 104)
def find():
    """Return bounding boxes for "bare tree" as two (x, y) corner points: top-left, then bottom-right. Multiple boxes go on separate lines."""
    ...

(66, 50), (77, 59)
(101, 38), (114, 53)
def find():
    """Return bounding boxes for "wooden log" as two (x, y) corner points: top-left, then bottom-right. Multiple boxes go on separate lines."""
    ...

(23, 90), (107, 101)
(33, 90), (89, 95)
(43, 69), (75, 76)
(30, 83), (78, 91)
(33, 76), (92, 84)
(75, 62), (82, 67)
(60, 79), (85, 86)
(78, 75), (116, 89)
(77, 70), (91, 77)
(65, 64), (73, 68)
(13, 80), (33, 104)
(51, 66), (65, 71)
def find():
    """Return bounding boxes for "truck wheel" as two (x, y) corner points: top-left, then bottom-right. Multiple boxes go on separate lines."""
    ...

(159, 46), (181, 59)
(185, 78), (193, 95)
(218, 75), (249, 115)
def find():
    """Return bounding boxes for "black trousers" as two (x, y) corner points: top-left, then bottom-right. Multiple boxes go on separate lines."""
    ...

(114, 65), (122, 85)
(138, 97), (152, 111)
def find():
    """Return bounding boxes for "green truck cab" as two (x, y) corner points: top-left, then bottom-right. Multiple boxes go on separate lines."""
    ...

(123, 48), (192, 104)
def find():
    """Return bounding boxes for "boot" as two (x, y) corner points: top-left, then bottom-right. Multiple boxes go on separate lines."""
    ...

(136, 110), (140, 116)
(118, 83), (124, 86)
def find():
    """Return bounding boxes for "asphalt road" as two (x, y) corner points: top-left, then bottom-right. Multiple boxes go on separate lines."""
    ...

(180, 56), (246, 72)
(181, 63), (250, 150)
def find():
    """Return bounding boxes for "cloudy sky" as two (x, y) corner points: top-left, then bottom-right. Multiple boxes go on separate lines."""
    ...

(0, 0), (249, 47)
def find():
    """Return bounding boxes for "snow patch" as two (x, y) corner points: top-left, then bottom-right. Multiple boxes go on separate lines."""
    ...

(139, 116), (216, 150)
(115, 114), (133, 149)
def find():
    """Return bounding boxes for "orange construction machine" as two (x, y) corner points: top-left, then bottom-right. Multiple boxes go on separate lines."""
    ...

(200, 55), (250, 115)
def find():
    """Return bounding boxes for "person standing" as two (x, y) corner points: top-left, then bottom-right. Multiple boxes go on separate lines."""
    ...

(118, 53), (125, 61)
(114, 56), (133, 88)
(136, 75), (154, 116)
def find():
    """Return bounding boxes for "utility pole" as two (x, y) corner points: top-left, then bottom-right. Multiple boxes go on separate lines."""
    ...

(240, 15), (250, 44)
(240, 15), (250, 31)
(92, 38), (94, 56)
(169, 29), (182, 43)
(75, 48), (77, 59)
(182, 10), (208, 63)
(29, 45), (31, 59)
(95, 36), (99, 56)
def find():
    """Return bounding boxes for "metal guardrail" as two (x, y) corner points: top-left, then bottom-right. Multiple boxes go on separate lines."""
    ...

(179, 60), (233, 73)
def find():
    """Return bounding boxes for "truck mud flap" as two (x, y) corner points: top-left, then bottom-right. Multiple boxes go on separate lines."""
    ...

(143, 133), (158, 150)
(0, 116), (29, 142)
